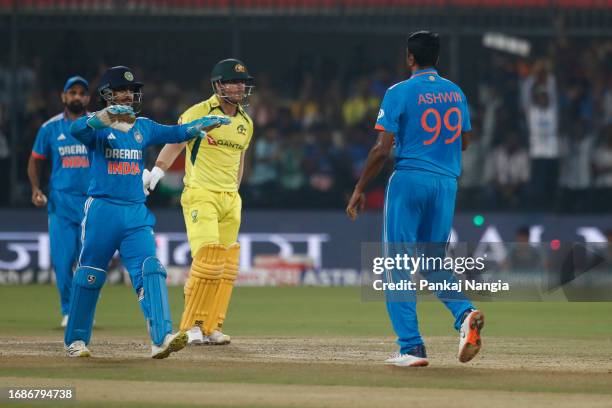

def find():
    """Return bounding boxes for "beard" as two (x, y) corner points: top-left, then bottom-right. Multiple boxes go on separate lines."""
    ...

(66, 101), (85, 114)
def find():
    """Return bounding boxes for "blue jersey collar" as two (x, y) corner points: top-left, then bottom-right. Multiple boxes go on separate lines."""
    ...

(411, 68), (438, 78)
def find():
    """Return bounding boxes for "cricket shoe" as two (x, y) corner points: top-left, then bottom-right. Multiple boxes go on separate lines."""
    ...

(458, 309), (485, 363)
(203, 330), (231, 345)
(186, 326), (205, 345)
(151, 331), (188, 359)
(65, 340), (91, 358)
(61, 315), (68, 328)
(384, 344), (428, 367)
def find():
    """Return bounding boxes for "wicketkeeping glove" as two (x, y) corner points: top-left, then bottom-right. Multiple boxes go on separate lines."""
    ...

(87, 105), (136, 131)
(185, 115), (231, 138)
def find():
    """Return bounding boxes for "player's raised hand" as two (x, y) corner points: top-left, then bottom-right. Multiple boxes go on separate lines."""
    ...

(346, 189), (365, 221)
(186, 115), (231, 138)
(87, 105), (136, 130)
(31, 188), (47, 207)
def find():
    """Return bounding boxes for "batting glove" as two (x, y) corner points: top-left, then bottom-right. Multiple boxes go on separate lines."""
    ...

(87, 105), (136, 130)
(143, 166), (165, 196)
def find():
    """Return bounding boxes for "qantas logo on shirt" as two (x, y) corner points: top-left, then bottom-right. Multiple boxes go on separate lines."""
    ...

(206, 134), (217, 145)
(205, 135), (245, 150)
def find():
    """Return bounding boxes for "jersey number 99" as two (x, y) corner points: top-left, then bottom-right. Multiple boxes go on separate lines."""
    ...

(421, 107), (462, 146)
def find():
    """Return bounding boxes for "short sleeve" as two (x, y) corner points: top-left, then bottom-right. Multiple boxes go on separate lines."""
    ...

(32, 125), (49, 159)
(374, 85), (402, 133)
(460, 89), (472, 133)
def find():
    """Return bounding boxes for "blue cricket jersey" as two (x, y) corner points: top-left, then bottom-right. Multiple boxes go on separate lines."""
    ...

(375, 68), (471, 178)
(32, 112), (91, 195)
(70, 116), (197, 204)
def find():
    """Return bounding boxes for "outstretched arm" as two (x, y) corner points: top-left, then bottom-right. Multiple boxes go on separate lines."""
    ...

(70, 116), (97, 147)
(147, 115), (231, 146)
(143, 115), (231, 195)
(346, 131), (394, 220)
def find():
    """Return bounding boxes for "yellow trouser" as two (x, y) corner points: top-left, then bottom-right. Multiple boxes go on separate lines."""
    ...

(180, 187), (242, 333)
(181, 187), (242, 253)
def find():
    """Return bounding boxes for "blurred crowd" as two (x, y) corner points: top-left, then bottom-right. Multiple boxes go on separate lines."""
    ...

(461, 39), (612, 213)
(2, 36), (612, 212)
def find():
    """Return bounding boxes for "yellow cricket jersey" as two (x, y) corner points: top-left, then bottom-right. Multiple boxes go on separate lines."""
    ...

(179, 94), (253, 192)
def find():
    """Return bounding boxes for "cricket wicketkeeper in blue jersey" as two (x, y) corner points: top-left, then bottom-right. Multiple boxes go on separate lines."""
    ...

(347, 31), (485, 367)
(64, 66), (230, 358)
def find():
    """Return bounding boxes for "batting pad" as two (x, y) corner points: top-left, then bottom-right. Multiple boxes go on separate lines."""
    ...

(179, 244), (225, 332)
(142, 257), (173, 346)
(64, 266), (106, 346)
(204, 243), (240, 334)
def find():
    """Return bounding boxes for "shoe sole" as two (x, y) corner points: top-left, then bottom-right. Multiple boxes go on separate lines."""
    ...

(67, 350), (91, 358)
(385, 359), (429, 367)
(67, 352), (91, 358)
(152, 332), (189, 359)
(458, 310), (485, 363)
(202, 339), (230, 346)
(187, 337), (230, 346)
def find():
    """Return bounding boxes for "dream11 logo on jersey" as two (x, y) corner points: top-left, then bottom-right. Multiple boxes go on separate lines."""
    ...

(105, 147), (142, 175)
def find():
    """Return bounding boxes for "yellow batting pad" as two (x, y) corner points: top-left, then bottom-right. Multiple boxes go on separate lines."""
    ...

(179, 244), (225, 332)
(204, 243), (240, 334)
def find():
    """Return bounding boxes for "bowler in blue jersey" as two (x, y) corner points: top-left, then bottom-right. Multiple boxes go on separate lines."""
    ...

(347, 31), (485, 367)
(27, 76), (92, 328)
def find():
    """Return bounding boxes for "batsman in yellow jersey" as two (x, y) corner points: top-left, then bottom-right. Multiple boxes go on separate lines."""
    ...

(143, 58), (254, 345)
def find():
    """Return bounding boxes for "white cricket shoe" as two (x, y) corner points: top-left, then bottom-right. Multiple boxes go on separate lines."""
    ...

(384, 344), (428, 367)
(61, 315), (68, 328)
(151, 331), (188, 359)
(65, 340), (91, 358)
(204, 330), (231, 345)
(186, 326), (205, 345)
(458, 309), (485, 363)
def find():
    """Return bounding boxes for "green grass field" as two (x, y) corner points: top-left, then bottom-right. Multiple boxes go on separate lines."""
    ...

(1, 285), (611, 407)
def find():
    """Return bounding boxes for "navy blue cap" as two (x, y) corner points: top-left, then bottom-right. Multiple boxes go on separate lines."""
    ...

(97, 66), (143, 93)
(63, 76), (89, 93)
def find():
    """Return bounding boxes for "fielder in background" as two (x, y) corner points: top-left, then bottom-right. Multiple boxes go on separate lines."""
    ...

(27, 76), (91, 328)
(144, 58), (254, 345)
(65, 65), (230, 358)
(346, 31), (485, 367)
